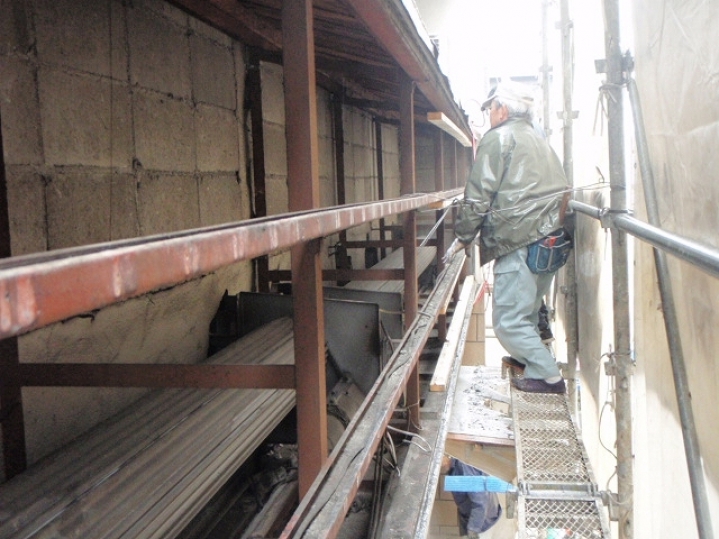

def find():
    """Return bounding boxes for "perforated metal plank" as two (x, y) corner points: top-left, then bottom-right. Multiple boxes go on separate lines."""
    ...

(511, 387), (612, 539)
(519, 496), (609, 538)
(513, 391), (593, 486)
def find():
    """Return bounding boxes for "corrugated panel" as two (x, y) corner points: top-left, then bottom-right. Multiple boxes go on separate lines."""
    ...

(0, 318), (296, 539)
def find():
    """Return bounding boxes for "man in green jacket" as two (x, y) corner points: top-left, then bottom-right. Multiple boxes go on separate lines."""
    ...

(445, 81), (569, 393)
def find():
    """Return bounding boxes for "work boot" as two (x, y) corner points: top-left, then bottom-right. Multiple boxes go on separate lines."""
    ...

(512, 377), (566, 394)
(540, 327), (554, 344)
(501, 355), (526, 372)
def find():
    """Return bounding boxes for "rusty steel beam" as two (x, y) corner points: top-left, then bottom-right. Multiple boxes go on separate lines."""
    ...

(339, 240), (399, 250)
(375, 119), (387, 258)
(0, 193), (457, 341)
(0, 107), (27, 479)
(283, 0), (328, 499)
(0, 363), (296, 389)
(169, 0), (282, 52)
(280, 253), (465, 539)
(267, 268), (404, 282)
(247, 49), (271, 293)
(435, 129), (448, 342)
(333, 96), (347, 245)
(400, 73), (420, 431)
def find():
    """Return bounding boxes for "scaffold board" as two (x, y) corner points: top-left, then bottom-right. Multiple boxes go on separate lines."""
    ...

(510, 386), (612, 539)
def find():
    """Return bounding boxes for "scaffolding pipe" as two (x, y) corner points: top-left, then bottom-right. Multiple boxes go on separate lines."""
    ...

(601, 0), (633, 536)
(541, 0), (551, 139)
(571, 200), (719, 280)
(559, 0), (579, 416)
(626, 77), (714, 539)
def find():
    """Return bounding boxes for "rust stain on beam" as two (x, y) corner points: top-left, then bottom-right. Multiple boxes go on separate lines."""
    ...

(0, 193), (458, 340)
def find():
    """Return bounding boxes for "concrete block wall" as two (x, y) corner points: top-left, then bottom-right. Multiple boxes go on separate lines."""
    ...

(258, 60), (402, 272)
(462, 292), (486, 366)
(0, 0), (253, 468)
(0, 0), (407, 476)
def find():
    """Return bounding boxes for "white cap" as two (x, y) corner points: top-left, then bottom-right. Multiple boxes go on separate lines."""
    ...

(481, 81), (535, 111)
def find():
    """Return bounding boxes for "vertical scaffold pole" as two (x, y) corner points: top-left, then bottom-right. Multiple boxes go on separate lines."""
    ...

(602, 0), (633, 537)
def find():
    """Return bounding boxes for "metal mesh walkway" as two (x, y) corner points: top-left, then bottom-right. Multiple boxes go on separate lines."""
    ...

(511, 387), (612, 538)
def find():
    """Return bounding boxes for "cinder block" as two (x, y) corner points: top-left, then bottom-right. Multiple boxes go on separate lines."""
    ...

(128, 4), (191, 98)
(263, 123), (288, 177)
(190, 16), (232, 47)
(46, 171), (113, 249)
(6, 168), (46, 255)
(318, 135), (335, 186)
(316, 89), (332, 138)
(342, 139), (355, 178)
(233, 42), (246, 123)
(199, 173), (244, 226)
(135, 0), (189, 28)
(431, 499), (459, 527)
(265, 176), (289, 216)
(350, 109), (371, 142)
(260, 62), (285, 126)
(462, 341), (485, 366)
(33, 0), (126, 78)
(320, 176), (337, 208)
(196, 104), (240, 172)
(437, 476), (455, 501)
(476, 313), (486, 339)
(39, 67), (132, 167)
(0, 56), (43, 165)
(134, 90), (195, 172)
(353, 145), (373, 180)
(438, 525), (461, 536)
(381, 122), (399, 153)
(473, 294), (486, 314)
(0, 0), (31, 55)
(191, 33), (235, 109)
(136, 173), (199, 234)
(463, 313), (478, 343)
(110, 173), (140, 241)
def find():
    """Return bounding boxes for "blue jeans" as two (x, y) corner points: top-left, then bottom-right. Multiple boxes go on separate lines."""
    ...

(492, 247), (560, 380)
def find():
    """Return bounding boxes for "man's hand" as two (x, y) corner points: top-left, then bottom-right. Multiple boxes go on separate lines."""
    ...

(442, 238), (465, 264)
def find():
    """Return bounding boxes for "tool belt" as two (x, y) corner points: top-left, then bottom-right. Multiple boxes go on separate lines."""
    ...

(526, 228), (573, 274)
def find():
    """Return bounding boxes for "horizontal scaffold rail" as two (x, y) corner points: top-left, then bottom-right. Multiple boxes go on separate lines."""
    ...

(0, 190), (461, 340)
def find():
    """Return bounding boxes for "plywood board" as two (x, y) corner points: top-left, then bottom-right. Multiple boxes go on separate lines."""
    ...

(447, 366), (514, 445)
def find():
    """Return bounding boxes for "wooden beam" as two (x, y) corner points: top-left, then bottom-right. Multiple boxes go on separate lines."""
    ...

(430, 277), (477, 392)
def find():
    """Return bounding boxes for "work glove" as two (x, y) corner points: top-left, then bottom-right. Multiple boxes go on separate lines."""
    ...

(442, 238), (465, 264)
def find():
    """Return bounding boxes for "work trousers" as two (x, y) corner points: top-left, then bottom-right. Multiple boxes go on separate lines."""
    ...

(492, 246), (560, 380)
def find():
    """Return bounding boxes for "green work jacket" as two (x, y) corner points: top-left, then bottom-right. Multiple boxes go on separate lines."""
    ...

(455, 117), (568, 264)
